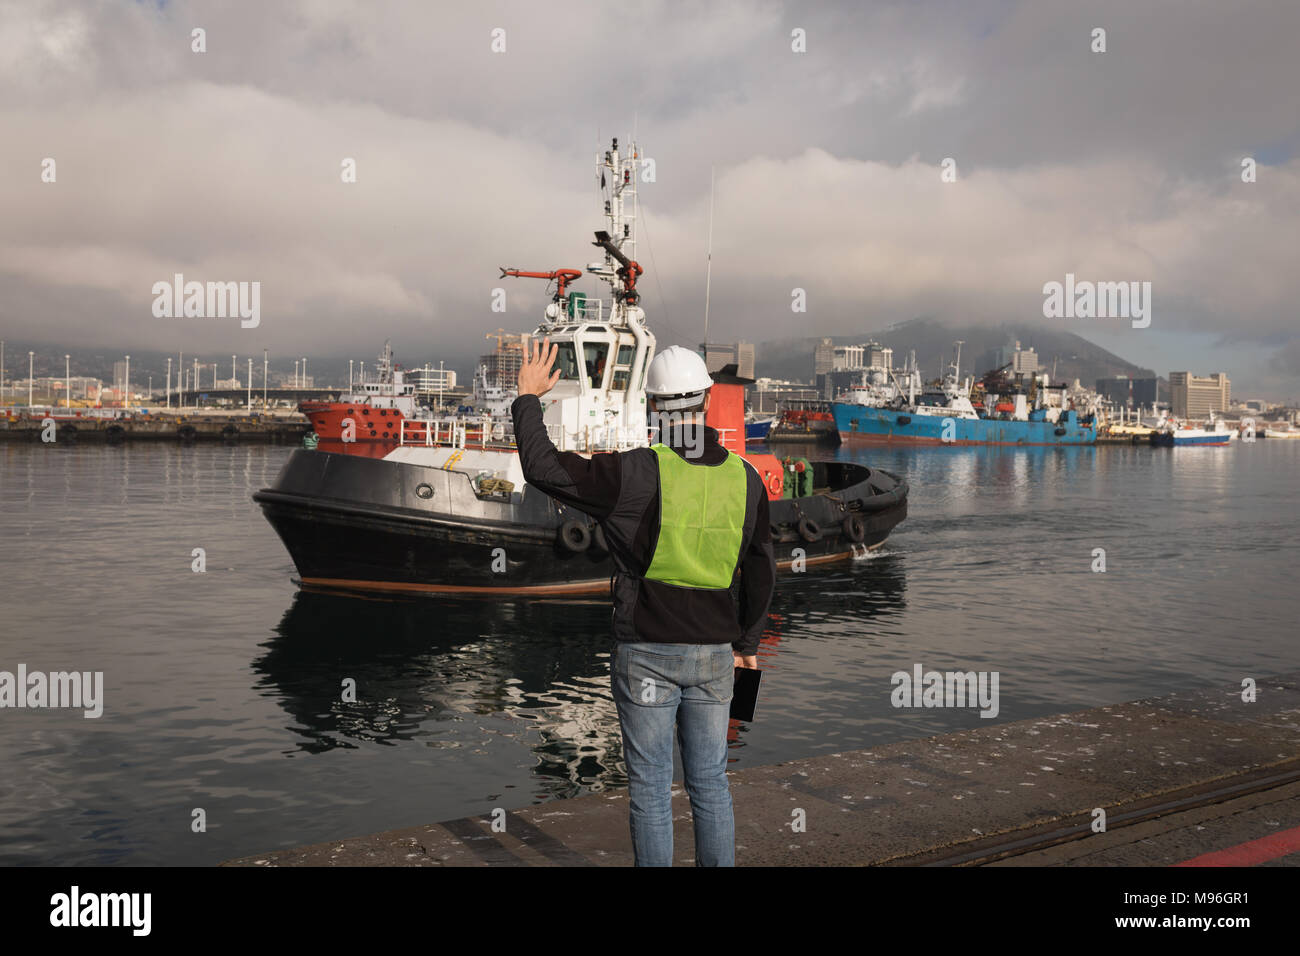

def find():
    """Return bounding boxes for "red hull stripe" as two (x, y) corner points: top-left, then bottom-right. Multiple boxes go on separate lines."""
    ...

(838, 433), (1093, 447)
(302, 576), (611, 596)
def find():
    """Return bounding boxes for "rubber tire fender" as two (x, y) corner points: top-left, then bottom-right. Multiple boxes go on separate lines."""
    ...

(559, 519), (591, 552)
(842, 514), (866, 543)
(797, 516), (821, 543)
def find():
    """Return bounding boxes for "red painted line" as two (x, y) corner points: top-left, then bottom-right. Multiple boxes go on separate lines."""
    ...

(1173, 824), (1300, 867)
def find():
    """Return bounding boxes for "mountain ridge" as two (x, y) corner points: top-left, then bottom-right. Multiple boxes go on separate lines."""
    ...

(754, 317), (1160, 388)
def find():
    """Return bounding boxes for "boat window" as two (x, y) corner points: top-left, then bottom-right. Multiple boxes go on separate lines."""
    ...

(616, 344), (635, 366)
(551, 343), (580, 381)
(584, 342), (609, 388)
(612, 369), (630, 390)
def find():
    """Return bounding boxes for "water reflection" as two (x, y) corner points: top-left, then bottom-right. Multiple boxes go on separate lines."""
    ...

(254, 550), (911, 794)
(254, 588), (627, 795)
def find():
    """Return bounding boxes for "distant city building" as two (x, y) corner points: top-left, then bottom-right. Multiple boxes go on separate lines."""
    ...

(751, 377), (819, 414)
(410, 365), (458, 399)
(986, 340), (1038, 376)
(479, 343), (524, 390)
(811, 340), (891, 398)
(864, 342), (893, 371)
(1096, 376), (1131, 405)
(113, 361), (128, 392)
(1095, 375), (1158, 408)
(1170, 371), (1230, 419)
(15, 376), (101, 405)
(1132, 378), (1158, 407)
(1011, 342), (1038, 375)
(813, 338), (835, 377)
(834, 344), (865, 370)
(701, 342), (755, 380)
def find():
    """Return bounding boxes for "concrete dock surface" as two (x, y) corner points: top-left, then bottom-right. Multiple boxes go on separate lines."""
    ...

(224, 671), (1300, 867)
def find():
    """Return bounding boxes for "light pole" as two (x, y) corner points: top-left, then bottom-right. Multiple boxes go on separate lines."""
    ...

(301, 357), (306, 389)
(166, 357), (172, 409)
(1, 339), (5, 401)
(349, 359), (353, 390)
(232, 354), (236, 386)
(64, 354), (70, 409)
(124, 354), (130, 410)
(193, 359), (199, 408)
(247, 358), (252, 410)
(262, 349), (268, 410)
(178, 350), (184, 409)
(439, 360), (445, 411)
(28, 351), (34, 407)
(293, 360), (299, 390)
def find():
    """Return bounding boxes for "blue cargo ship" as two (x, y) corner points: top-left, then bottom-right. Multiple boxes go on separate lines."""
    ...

(832, 342), (1098, 447)
(835, 403), (1097, 446)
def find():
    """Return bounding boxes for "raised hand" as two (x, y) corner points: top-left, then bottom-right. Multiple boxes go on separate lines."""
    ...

(518, 337), (561, 397)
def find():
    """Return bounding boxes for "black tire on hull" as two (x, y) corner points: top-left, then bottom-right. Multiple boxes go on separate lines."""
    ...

(559, 519), (591, 552)
(797, 517), (821, 542)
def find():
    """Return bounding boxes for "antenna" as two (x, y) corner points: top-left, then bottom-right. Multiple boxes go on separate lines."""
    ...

(703, 165), (715, 350)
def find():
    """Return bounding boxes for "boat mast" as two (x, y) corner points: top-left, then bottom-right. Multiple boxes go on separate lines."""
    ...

(703, 165), (715, 349)
(593, 137), (644, 323)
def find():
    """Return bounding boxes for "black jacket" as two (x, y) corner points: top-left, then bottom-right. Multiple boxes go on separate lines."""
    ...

(510, 394), (775, 655)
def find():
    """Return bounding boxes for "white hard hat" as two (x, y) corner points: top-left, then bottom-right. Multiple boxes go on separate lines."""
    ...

(644, 346), (713, 410)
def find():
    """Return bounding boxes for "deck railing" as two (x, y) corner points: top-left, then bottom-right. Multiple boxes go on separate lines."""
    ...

(399, 416), (651, 454)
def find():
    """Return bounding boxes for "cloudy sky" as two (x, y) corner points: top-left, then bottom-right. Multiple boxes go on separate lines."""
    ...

(1, 0), (1298, 397)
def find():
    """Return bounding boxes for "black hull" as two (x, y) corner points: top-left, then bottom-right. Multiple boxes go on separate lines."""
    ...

(253, 450), (907, 596)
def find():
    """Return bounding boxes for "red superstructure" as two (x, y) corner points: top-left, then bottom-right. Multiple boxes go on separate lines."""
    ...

(705, 375), (785, 500)
(299, 341), (417, 457)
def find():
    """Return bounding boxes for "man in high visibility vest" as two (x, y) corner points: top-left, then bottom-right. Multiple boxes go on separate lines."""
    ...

(513, 340), (775, 866)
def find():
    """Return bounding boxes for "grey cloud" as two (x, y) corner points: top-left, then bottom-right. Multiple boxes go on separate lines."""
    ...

(0, 0), (1296, 393)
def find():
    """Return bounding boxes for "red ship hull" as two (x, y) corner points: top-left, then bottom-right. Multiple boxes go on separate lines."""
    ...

(299, 400), (407, 453)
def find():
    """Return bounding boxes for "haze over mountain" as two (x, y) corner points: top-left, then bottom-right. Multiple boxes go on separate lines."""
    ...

(755, 317), (1158, 389)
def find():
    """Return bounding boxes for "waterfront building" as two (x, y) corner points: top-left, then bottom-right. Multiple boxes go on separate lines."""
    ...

(701, 341), (755, 380)
(1170, 371), (1230, 418)
(409, 365), (458, 400)
(751, 377), (819, 414)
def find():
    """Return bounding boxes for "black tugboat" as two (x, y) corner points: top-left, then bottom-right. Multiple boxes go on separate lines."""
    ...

(253, 138), (907, 595)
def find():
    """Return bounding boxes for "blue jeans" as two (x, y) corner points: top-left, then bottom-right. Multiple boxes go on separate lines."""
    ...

(612, 641), (735, 866)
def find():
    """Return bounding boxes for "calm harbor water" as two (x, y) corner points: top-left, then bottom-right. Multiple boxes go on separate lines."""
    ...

(0, 437), (1295, 865)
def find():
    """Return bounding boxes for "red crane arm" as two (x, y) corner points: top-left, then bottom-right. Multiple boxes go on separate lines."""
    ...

(499, 267), (584, 299)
